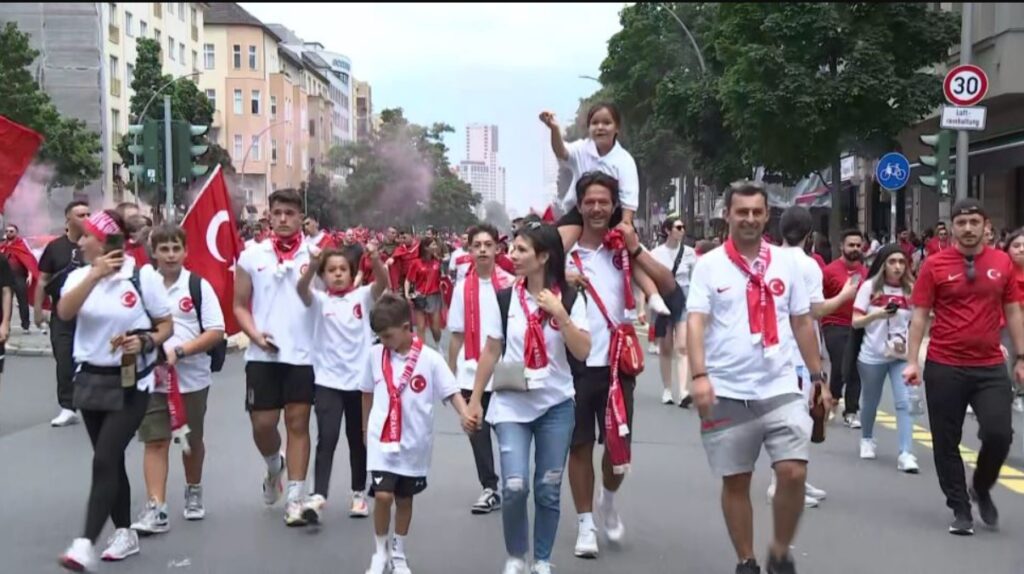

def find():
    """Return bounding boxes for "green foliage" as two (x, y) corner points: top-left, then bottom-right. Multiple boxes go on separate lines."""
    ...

(0, 22), (101, 190)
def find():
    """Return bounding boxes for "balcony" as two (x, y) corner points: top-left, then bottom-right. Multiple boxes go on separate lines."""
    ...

(110, 78), (121, 98)
(109, 24), (120, 44)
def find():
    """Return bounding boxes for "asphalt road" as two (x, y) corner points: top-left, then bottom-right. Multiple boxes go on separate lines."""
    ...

(2, 352), (1024, 574)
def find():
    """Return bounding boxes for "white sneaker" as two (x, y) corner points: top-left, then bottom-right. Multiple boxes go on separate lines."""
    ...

(531, 561), (554, 574)
(51, 409), (79, 427)
(302, 494), (327, 524)
(60, 538), (97, 572)
(351, 491), (370, 517)
(262, 453), (286, 506)
(844, 413), (862, 429)
(284, 499), (307, 527)
(100, 528), (139, 561)
(766, 481), (820, 508)
(1014, 397), (1023, 413)
(805, 483), (828, 501)
(391, 554), (412, 574)
(647, 342), (658, 355)
(574, 524), (599, 558)
(183, 485), (205, 520)
(130, 499), (170, 535)
(860, 438), (877, 460)
(661, 389), (673, 405)
(897, 452), (920, 474)
(503, 557), (528, 574)
(365, 552), (389, 574)
(648, 293), (671, 316)
(601, 503), (625, 544)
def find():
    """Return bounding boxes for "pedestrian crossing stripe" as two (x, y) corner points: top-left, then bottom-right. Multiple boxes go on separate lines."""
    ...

(875, 410), (1024, 495)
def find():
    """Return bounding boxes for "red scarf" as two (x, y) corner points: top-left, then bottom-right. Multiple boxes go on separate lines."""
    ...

(272, 232), (302, 263)
(328, 286), (355, 298)
(456, 254), (473, 267)
(380, 337), (424, 453)
(462, 266), (510, 361)
(156, 365), (191, 455)
(602, 229), (636, 314)
(724, 238), (779, 353)
(517, 280), (553, 376)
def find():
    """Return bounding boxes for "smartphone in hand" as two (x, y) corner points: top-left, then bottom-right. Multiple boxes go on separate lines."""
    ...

(264, 334), (280, 353)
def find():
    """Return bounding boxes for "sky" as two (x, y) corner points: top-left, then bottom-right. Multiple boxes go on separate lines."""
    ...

(240, 2), (626, 217)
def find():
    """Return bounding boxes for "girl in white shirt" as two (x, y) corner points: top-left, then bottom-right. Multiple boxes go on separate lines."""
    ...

(57, 210), (173, 571)
(297, 241), (389, 524)
(852, 244), (918, 473)
(468, 222), (591, 574)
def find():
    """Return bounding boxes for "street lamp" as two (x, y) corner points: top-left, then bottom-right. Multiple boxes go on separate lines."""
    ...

(238, 120), (292, 211)
(579, 74), (601, 83)
(131, 70), (202, 195)
(657, 3), (707, 74)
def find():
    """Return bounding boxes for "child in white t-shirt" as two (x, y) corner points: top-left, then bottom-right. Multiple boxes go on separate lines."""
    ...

(361, 294), (476, 574)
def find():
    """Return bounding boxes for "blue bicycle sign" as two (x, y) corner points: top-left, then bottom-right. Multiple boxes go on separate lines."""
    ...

(876, 152), (910, 191)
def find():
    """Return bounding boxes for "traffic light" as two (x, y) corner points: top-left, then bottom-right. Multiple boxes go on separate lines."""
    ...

(918, 130), (952, 197)
(126, 120), (163, 185)
(171, 121), (211, 185)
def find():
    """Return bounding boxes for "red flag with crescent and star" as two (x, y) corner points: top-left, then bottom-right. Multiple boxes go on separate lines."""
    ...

(181, 165), (245, 335)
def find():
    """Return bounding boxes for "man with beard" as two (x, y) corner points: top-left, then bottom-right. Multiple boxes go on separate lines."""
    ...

(386, 227), (419, 296)
(905, 199), (1024, 535)
(340, 229), (364, 265)
(821, 229), (868, 428)
(925, 222), (953, 257)
(302, 216), (334, 251)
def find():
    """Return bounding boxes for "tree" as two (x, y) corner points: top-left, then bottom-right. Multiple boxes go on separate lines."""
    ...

(0, 22), (101, 190)
(712, 3), (958, 240)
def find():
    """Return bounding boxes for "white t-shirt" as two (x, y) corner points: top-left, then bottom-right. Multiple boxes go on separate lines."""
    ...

(688, 245), (811, 400)
(568, 244), (627, 367)
(651, 243), (697, 292)
(560, 139), (640, 212)
(483, 288), (589, 425)
(853, 282), (912, 365)
(361, 344), (459, 477)
(447, 275), (507, 391)
(449, 248), (473, 283)
(161, 270), (225, 393)
(780, 245), (825, 370)
(63, 258), (172, 392)
(237, 240), (316, 366)
(311, 286), (375, 391)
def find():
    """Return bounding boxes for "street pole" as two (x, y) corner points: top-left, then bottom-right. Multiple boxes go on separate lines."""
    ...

(163, 95), (174, 222)
(890, 191), (898, 243)
(955, 3), (972, 200)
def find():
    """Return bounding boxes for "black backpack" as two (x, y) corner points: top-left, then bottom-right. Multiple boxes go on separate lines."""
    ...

(188, 273), (228, 373)
(495, 285), (581, 357)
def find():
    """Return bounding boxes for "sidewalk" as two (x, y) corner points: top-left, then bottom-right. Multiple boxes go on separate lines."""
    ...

(4, 327), (248, 357)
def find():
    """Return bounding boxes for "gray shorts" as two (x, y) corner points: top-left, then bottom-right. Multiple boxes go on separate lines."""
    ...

(413, 293), (443, 314)
(700, 393), (811, 477)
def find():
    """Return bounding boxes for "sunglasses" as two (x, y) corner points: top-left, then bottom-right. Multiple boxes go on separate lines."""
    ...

(673, 224), (684, 231)
(964, 254), (976, 282)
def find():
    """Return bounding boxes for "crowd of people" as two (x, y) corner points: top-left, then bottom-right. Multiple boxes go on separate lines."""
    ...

(0, 101), (1016, 574)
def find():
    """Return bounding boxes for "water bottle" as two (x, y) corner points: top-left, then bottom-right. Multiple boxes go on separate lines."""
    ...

(908, 383), (925, 417)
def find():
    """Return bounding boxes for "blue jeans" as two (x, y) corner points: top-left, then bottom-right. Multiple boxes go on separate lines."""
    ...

(857, 360), (912, 454)
(494, 399), (575, 562)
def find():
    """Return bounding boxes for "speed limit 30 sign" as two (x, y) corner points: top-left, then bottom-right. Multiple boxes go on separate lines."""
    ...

(944, 64), (988, 107)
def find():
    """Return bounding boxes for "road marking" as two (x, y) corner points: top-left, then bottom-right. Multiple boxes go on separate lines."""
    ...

(875, 410), (1024, 495)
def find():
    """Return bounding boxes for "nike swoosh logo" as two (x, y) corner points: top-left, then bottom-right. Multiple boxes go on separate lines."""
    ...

(947, 273), (962, 281)
(716, 287), (731, 293)
(374, 477), (383, 485)
(257, 266), (267, 272)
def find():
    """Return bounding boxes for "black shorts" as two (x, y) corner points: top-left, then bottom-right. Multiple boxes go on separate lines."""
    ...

(556, 206), (624, 229)
(572, 366), (636, 447)
(369, 471), (427, 499)
(654, 287), (687, 338)
(245, 362), (315, 411)
(0, 342), (6, 374)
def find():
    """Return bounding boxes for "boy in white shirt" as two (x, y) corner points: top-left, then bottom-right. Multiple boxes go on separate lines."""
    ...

(131, 225), (226, 534)
(361, 294), (476, 574)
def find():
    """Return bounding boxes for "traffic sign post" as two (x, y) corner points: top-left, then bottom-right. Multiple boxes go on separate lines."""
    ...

(943, 63), (989, 200)
(944, 64), (988, 107)
(876, 152), (910, 192)
(940, 105), (987, 131)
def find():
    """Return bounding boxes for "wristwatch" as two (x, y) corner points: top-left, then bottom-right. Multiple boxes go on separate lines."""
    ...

(174, 346), (186, 360)
(809, 371), (828, 384)
(630, 245), (643, 259)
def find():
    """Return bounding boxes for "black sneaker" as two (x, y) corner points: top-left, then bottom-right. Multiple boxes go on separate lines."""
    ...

(970, 487), (999, 529)
(766, 551), (796, 574)
(949, 511), (975, 536)
(470, 488), (501, 515)
(679, 395), (693, 409)
(736, 559), (760, 574)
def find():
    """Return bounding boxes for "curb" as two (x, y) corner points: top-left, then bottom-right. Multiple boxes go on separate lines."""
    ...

(7, 340), (245, 358)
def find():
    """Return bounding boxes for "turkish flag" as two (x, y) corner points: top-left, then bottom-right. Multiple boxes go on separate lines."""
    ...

(0, 116), (44, 211)
(181, 165), (245, 334)
(0, 237), (41, 306)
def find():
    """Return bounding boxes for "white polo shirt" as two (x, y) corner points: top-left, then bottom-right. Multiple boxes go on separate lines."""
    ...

(482, 288), (589, 425)
(560, 139), (640, 212)
(568, 244), (627, 367)
(161, 270), (225, 394)
(447, 272), (513, 391)
(361, 344), (459, 477)
(780, 245), (825, 371)
(311, 285), (375, 391)
(687, 244), (811, 400)
(63, 258), (172, 393)
(651, 242), (698, 293)
(237, 239), (316, 366)
(449, 248), (473, 283)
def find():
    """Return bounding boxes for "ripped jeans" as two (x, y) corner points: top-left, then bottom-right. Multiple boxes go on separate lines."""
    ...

(494, 399), (575, 562)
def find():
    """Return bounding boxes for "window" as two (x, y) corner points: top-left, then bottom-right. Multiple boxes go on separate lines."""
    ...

(168, 36), (175, 61)
(233, 89), (242, 114)
(286, 140), (293, 167)
(251, 90), (261, 115)
(109, 3), (119, 26)
(112, 108), (121, 134)
(232, 45), (241, 69)
(271, 139), (278, 164)
(125, 11), (133, 36)
(154, 28), (160, 43)
(233, 134), (243, 161)
(285, 98), (292, 121)
(248, 45), (257, 70)
(309, 119), (315, 137)
(190, 5), (197, 26)
(302, 149), (308, 171)
(205, 89), (215, 109)
(166, 2), (174, 16)
(110, 55), (119, 80)
(126, 63), (134, 86)
(178, 2), (185, 21)
(192, 50), (198, 72)
(270, 96), (277, 119)
(179, 42), (185, 65)
(203, 43), (214, 69)
(251, 136), (261, 162)
(140, 19), (147, 37)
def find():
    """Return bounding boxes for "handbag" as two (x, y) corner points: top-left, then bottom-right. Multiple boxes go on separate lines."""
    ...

(570, 254), (645, 376)
(73, 362), (156, 411)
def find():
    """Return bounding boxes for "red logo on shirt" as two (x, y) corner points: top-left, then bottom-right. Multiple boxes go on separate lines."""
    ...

(300, 264), (309, 275)
(121, 291), (138, 308)
(611, 256), (623, 271)
(768, 278), (786, 296)
(410, 375), (427, 394)
(179, 297), (194, 313)
(987, 268), (1002, 281)
(549, 316), (561, 331)
(353, 303), (363, 319)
